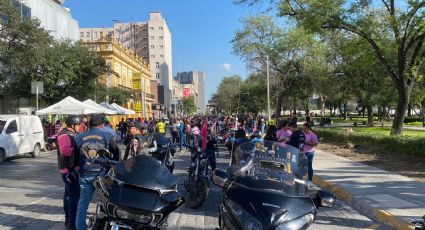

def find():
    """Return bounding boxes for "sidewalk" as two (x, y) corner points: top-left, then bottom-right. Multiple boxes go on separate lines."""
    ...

(313, 150), (425, 229)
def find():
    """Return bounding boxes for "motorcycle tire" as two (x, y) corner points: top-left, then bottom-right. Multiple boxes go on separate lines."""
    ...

(185, 177), (209, 209)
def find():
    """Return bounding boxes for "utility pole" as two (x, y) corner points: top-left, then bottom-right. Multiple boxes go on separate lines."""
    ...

(266, 55), (271, 121)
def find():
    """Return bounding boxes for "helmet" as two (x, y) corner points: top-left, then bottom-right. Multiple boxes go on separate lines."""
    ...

(65, 115), (81, 127)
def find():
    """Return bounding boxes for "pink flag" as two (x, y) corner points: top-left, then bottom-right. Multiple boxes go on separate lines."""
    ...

(201, 118), (208, 152)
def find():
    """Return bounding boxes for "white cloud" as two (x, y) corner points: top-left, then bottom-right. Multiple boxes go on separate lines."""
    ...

(220, 63), (232, 72)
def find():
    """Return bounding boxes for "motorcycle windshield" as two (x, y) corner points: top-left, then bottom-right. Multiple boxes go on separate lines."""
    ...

(109, 155), (177, 192)
(233, 141), (308, 190)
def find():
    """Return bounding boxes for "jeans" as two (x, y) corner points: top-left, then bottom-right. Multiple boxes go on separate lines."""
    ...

(180, 133), (186, 150)
(76, 176), (95, 230)
(61, 173), (80, 226)
(205, 149), (216, 171)
(305, 152), (314, 181)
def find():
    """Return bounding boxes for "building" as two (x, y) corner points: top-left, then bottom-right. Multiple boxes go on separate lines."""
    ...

(171, 78), (183, 117)
(20, 0), (79, 41)
(81, 34), (154, 118)
(79, 12), (173, 117)
(175, 71), (206, 114)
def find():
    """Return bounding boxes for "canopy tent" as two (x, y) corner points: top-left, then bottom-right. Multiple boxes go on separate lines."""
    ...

(36, 96), (104, 115)
(111, 103), (136, 115)
(83, 99), (117, 115)
(99, 102), (124, 115)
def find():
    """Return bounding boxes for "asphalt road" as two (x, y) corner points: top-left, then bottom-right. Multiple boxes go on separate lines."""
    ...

(0, 143), (389, 230)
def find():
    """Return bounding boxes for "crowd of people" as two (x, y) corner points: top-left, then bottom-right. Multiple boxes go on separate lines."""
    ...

(53, 113), (318, 230)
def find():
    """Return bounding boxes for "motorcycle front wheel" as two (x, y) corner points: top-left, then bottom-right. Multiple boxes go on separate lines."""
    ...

(185, 177), (209, 209)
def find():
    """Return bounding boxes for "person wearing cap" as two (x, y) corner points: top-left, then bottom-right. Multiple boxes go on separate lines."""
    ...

(75, 114), (120, 230)
(123, 122), (144, 160)
(57, 115), (81, 230)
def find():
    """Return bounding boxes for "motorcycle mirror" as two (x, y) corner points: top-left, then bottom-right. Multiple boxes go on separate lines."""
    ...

(212, 170), (229, 188)
(98, 149), (111, 158)
(316, 190), (336, 208)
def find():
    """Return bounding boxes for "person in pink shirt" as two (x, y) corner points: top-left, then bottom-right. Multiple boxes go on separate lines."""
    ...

(277, 120), (292, 143)
(303, 123), (319, 181)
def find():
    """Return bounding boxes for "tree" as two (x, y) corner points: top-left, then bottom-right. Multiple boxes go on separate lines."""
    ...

(210, 75), (243, 114)
(236, 0), (425, 135)
(96, 85), (133, 106)
(182, 96), (196, 115)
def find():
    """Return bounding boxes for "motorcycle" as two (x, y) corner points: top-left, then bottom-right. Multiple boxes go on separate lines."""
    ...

(184, 134), (211, 209)
(224, 129), (236, 153)
(90, 149), (184, 230)
(213, 141), (336, 230)
(411, 215), (425, 230)
(150, 135), (176, 173)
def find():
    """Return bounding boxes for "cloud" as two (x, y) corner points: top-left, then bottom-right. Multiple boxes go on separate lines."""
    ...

(220, 63), (232, 72)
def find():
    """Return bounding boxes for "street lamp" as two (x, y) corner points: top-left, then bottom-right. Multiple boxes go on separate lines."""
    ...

(266, 55), (271, 121)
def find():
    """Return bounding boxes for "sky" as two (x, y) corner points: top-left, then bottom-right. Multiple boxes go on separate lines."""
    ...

(64, 0), (265, 103)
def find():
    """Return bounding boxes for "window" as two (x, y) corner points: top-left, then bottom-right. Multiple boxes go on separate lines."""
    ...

(86, 32), (90, 38)
(150, 45), (154, 49)
(150, 27), (154, 30)
(156, 73), (160, 79)
(160, 54), (164, 58)
(159, 45), (164, 49)
(80, 32), (84, 38)
(6, 120), (17, 134)
(159, 36), (163, 40)
(151, 54), (155, 58)
(155, 62), (160, 68)
(159, 27), (163, 30)
(94, 32), (98, 37)
(150, 36), (154, 40)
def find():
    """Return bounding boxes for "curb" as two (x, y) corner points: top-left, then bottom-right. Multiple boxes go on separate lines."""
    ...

(313, 175), (415, 230)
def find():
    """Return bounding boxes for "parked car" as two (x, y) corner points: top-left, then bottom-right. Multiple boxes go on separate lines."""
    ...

(0, 115), (45, 163)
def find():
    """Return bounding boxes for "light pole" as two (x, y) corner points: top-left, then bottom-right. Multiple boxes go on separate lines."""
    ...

(266, 55), (271, 121)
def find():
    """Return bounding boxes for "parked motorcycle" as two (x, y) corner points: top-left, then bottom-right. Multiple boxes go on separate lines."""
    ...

(150, 135), (176, 173)
(184, 142), (211, 209)
(90, 150), (184, 230)
(213, 141), (336, 230)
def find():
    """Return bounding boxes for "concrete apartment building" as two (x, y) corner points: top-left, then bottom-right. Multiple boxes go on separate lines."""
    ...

(175, 71), (206, 114)
(80, 12), (173, 117)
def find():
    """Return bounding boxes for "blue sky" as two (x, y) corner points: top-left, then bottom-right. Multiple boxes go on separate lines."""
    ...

(64, 0), (264, 102)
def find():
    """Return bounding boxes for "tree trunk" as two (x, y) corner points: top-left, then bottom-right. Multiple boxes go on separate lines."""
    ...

(421, 99), (425, 115)
(343, 103), (347, 120)
(319, 96), (325, 116)
(408, 103), (412, 117)
(378, 107), (382, 122)
(391, 84), (413, 135)
(367, 105), (373, 127)
(275, 93), (284, 117)
(292, 97), (297, 115)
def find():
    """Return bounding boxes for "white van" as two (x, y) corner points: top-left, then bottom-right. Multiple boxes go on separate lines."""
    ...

(0, 115), (45, 162)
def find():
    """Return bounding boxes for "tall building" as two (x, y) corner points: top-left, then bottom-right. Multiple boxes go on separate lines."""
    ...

(20, 0), (79, 41)
(175, 71), (206, 114)
(81, 34), (154, 119)
(80, 12), (173, 117)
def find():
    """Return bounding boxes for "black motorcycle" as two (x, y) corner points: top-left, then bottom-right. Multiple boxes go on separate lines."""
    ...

(212, 141), (336, 230)
(150, 135), (176, 173)
(184, 134), (211, 209)
(90, 150), (184, 230)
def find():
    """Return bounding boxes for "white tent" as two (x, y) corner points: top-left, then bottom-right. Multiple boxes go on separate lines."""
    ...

(100, 102), (124, 115)
(36, 96), (104, 115)
(83, 99), (117, 115)
(111, 103), (136, 115)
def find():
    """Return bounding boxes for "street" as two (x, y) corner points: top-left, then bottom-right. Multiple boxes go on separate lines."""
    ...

(0, 144), (386, 230)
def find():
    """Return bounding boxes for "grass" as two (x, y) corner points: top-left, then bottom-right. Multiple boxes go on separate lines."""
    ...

(322, 126), (425, 137)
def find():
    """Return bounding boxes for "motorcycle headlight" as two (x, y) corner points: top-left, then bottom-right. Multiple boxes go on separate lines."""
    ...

(134, 214), (152, 224)
(225, 199), (263, 230)
(276, 213), (315, 230)
(115, 208), (132, 220)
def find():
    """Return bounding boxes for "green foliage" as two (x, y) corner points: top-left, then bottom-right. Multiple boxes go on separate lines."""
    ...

(315, 127), (425, 156)
(404, 117), (423, 124)
(182, 95), (196, 115)
(0, 0), (106, 104)
(95, 86), (133, 106)
(210, 75), (243, 114)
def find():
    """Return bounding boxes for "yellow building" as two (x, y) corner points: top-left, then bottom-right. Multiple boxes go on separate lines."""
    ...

(81, 34), (154, 121)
